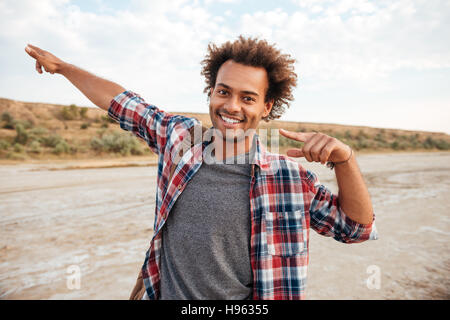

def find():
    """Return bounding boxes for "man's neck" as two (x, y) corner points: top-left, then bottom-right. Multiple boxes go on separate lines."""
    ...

(212, 132), (255, 161)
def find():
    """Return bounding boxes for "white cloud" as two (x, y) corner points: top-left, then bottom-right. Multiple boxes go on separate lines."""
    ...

(240, 0), (450, 85)
(0, 0), (449, 133)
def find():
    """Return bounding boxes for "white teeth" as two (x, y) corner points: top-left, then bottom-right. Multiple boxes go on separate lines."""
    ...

(221, 115), (241, 124)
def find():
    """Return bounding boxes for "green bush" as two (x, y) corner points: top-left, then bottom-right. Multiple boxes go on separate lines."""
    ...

(13, 119), (33, 129)
(1, 112), (15, 129)
(1, 111), (13, 122)
(29, 127), (48, 136)
(374, 132), (386, 143)
(423, 137), (450, 150)
(13, 143), (24, 153)
(6, 151), (26, 161)
(90, 131), (144, 156)
(80, 123), (90, 130)
(41, 134), (65, 148)
(53, 141), (71, 155)
(29, 140), (42, 154)
(101, 115), (116, 124)
(0, 139), (11, 150)
(28, 127), (48, 143)
(61, 104), (79, 120)
(14, 124), (28, 145)
(79, 107), (88, 119)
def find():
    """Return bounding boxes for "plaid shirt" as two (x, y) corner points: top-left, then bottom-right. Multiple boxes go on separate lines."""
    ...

(108, 91), (378, 300)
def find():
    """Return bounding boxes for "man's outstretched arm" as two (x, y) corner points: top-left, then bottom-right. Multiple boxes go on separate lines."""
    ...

(25, 44), (125, 111)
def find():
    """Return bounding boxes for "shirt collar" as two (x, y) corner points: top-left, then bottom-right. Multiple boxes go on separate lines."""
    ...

(200, 126), (274, 175)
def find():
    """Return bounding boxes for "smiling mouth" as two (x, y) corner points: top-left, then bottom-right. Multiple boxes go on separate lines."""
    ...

(220, 114), (243, 124)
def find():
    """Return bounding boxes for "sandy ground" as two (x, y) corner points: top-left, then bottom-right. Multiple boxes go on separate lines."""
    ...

(0, 152), (449, 300)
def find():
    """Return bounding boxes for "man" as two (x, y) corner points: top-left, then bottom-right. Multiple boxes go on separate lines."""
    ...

(25, 36), (377, 300)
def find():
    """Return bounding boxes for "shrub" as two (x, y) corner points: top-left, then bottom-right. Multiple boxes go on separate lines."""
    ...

(79, 107), (88, 119)
(61, 104), (79, 120)
(423, 137), (450, 150)
(374, 132), (386, 143)
(1, 111), (13, 122)
(1, 112), (15, 129)
(53, 141), (71, 154)
(101, 115), (116, 124)
(357, 130), (369, 139)
(14, 124), (28, 145)
(80, 123), (90, 130)
(90, 131), (144, 156)
(28, 127), (48, 143)
(391, 140), (408, 150)
(6, 152), (26, 161)
(0, 139), (10, 150)
(14, 119), (33, 129)
(29, 127), (48, 136)
(41, 134), (65, 148)
(29, 140), (42, 154)
(13, 143), (24, 153)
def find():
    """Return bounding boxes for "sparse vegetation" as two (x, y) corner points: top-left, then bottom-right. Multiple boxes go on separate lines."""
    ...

(0, 139), (10, 150)
(61, 104), (80, 120)
(0, 97), (449, 161)
(53, 140), (71, 155)
(14, 124), (28, 145)
(79, 107), (88, 119)
(1, 111), (15, 129)
(90, 131), (145, 156)
(29, 140), (42, 154)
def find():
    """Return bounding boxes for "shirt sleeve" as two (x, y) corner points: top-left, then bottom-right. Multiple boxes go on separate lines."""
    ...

(108, 90), (195, 155)
(303, 169), (378, 243)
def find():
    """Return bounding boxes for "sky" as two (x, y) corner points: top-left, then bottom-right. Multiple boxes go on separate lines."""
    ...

(1, 0), (449, 133)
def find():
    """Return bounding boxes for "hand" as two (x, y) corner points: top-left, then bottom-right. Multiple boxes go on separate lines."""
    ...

(25, 44), (64, 74)
(279, 129), (352, 164)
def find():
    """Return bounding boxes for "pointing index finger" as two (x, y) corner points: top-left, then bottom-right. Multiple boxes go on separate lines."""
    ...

(279, 128), (314, 142)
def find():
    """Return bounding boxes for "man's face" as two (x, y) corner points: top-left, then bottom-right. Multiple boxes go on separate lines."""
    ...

(209, 60), (273, 141)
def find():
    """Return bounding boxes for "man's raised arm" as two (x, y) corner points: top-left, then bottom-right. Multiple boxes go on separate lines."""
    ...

(25, 44), (125, 111)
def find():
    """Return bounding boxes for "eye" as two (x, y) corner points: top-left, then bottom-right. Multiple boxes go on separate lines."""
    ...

(243, 96), (256, 103)
(217, 89), (228, 96)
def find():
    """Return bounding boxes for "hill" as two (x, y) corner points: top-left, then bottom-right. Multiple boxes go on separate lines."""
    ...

(0, 97), (449, 162)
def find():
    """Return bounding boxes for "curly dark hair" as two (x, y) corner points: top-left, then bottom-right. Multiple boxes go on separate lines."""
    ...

(200, 35), (297, 121)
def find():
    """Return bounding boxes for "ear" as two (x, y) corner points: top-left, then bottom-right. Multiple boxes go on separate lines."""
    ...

(262, 100), (274, 119)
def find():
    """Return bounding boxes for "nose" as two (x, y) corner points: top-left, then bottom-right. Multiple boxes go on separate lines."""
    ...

(223, 96), (241, 114)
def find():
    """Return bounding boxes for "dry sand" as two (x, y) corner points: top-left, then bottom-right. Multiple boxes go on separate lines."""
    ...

(0, 152), (449, 299)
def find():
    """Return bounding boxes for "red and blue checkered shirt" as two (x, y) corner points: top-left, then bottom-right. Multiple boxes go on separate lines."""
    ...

(108, 91), (378, 300)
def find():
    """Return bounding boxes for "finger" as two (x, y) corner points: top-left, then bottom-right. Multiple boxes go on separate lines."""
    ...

(279, 129), (314, 142)
(319, 141), (335, 164)
(286, 148), (304, 158)
(302, 133), (323, 162)
(35, 60), (43, 74)
(25, 46), (40, 60)
(27, 44), (45, 55)
(309, 135), (329, 162)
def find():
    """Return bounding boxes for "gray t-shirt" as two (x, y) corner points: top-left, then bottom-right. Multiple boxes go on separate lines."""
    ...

(159, 155), (253, 299)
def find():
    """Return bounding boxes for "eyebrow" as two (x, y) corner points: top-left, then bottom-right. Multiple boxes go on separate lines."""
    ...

(216, 83), (259, 97)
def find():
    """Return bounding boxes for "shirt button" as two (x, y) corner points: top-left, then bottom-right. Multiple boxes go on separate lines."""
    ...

(177, 184), (182, 190)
